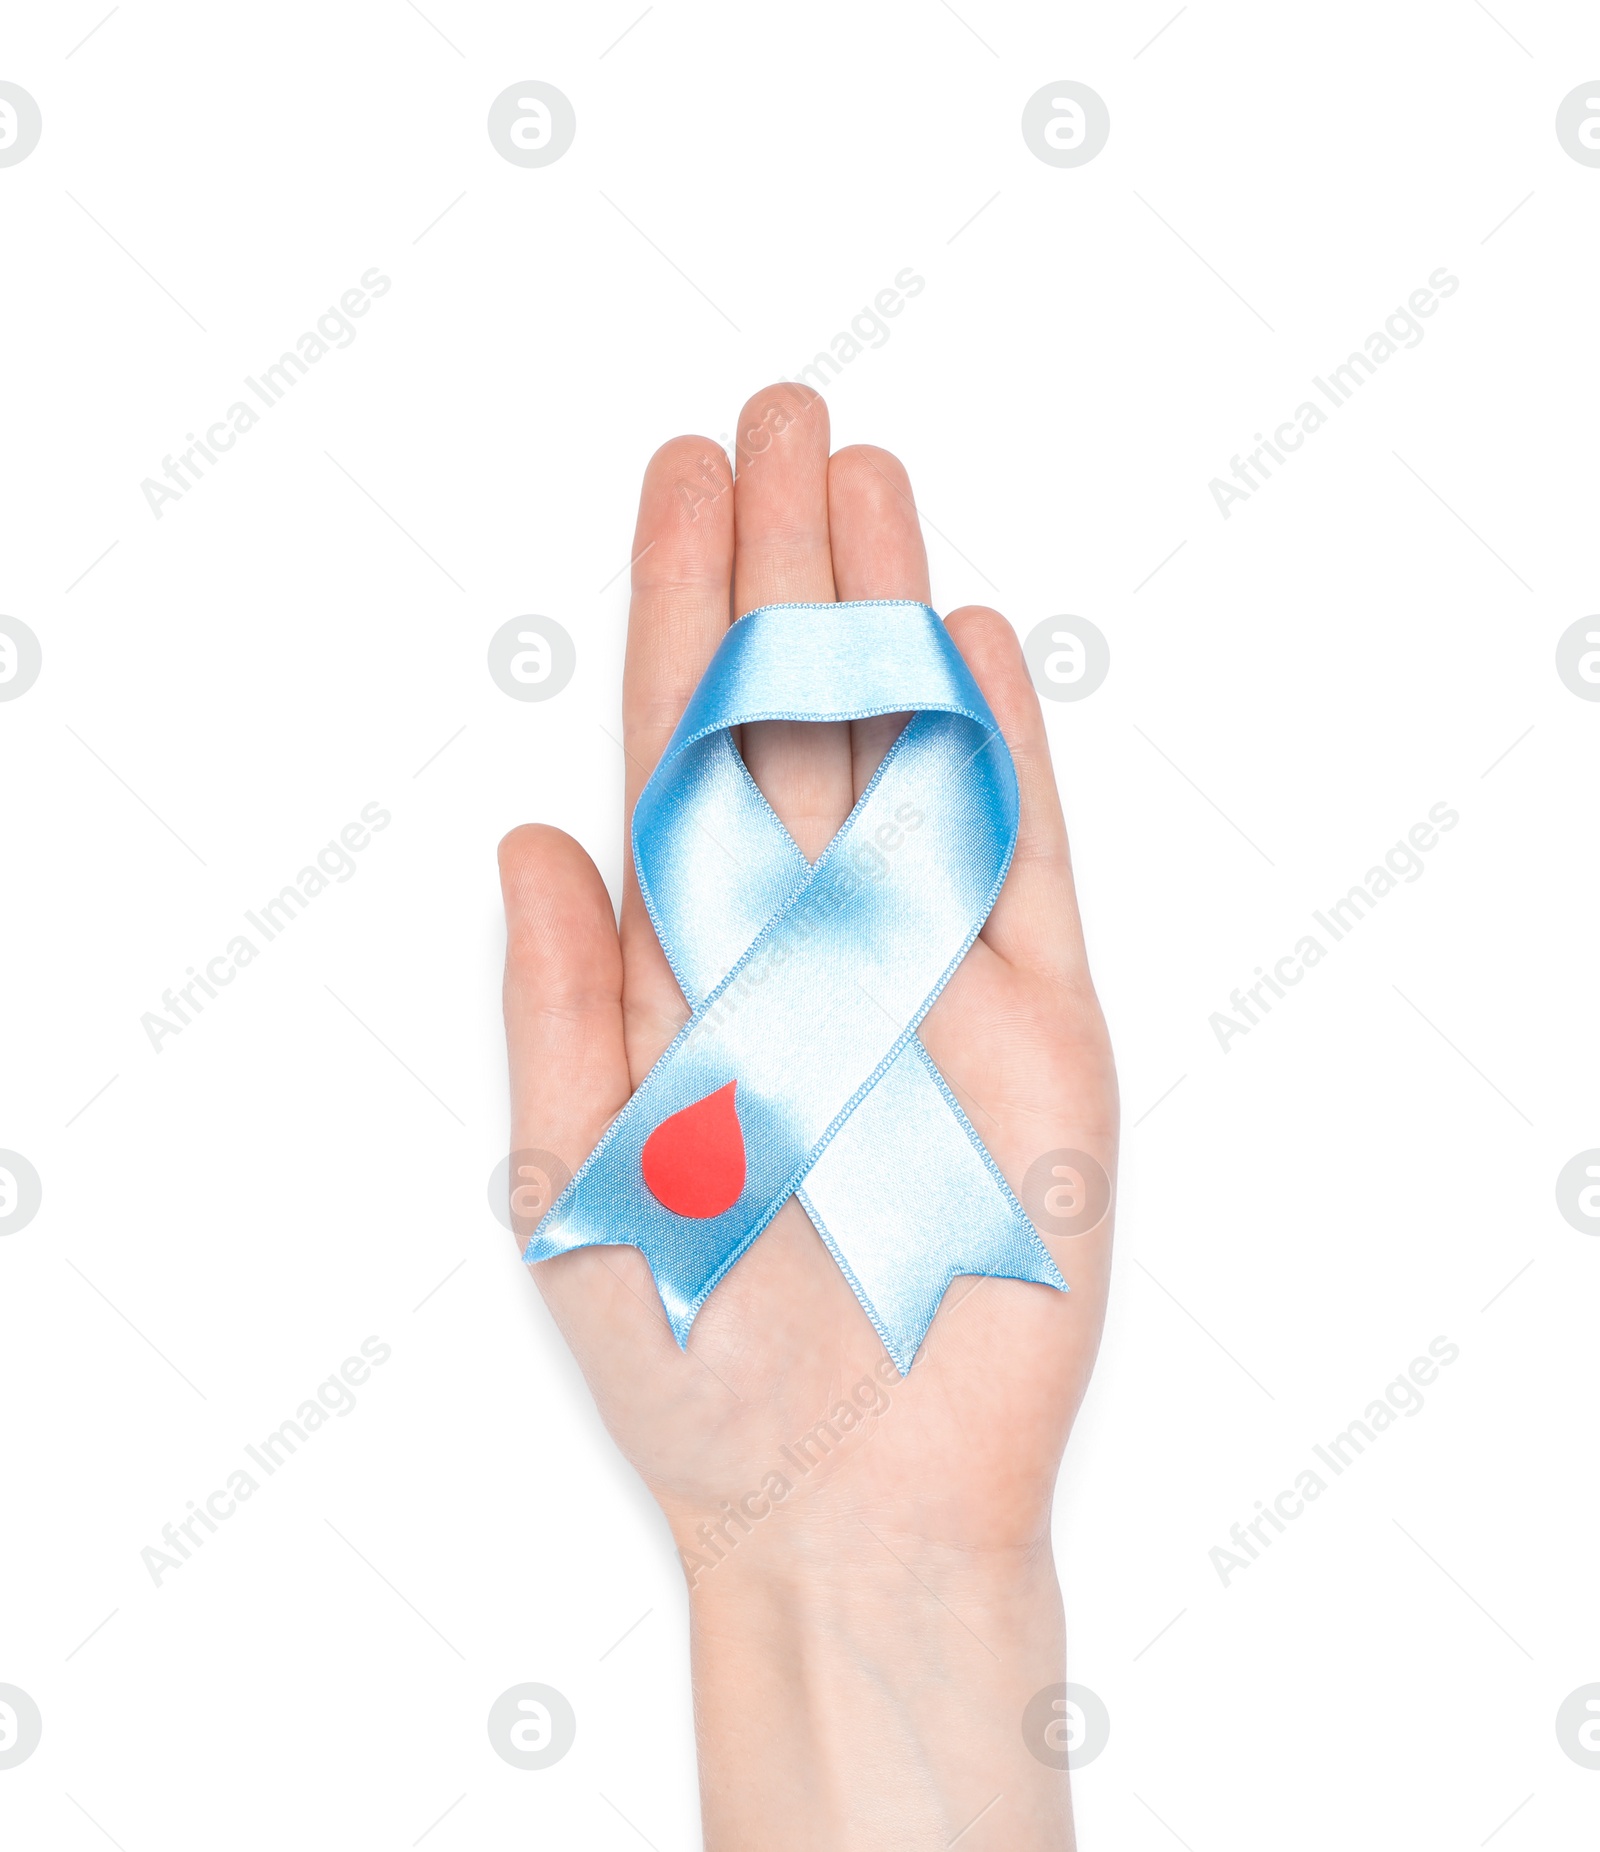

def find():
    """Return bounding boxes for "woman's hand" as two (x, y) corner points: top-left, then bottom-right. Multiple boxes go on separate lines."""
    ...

(498, 384), (1116, 1850)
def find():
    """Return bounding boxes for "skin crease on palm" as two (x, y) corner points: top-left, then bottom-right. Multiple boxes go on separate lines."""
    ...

(498, 383), (1117, 1850)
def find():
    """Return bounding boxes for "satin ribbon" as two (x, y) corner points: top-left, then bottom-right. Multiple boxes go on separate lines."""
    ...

(524, 600), (1067, 1371)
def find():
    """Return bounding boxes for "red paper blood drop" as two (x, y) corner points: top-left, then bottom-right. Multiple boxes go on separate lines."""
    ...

(641, 1080), (746, 1218)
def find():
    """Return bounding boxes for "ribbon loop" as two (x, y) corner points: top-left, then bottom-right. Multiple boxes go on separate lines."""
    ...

(524, 601), (1067, 1371)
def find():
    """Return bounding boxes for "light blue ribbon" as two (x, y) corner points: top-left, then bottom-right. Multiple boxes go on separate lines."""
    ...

(524, 600), (1067, 1371)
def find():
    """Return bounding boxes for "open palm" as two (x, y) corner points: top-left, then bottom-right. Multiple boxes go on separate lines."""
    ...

(498, 382), (1115, 1616)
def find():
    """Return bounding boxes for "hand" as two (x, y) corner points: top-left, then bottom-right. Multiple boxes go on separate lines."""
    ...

(498, 385), (1116, 1850)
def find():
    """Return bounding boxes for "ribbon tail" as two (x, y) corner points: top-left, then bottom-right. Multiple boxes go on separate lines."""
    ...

(798, 1042), (1066, 1374)
(522, 1214), (747, 1350)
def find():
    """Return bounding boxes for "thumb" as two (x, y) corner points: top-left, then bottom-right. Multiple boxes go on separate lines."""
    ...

(498, 823), (686, 1365)
(498, 823), (629, 1236)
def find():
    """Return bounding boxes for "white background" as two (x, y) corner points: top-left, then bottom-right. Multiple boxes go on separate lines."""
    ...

(2, 2), (1597, 1847)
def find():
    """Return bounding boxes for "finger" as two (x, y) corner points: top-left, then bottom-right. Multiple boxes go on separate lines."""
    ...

(826, 444), (929, 798)
(944, 607), (1094, 987)
(620, 434), (736, 1077)
(623, 434), (735, 779)
(498, 822), (675, 1352)
(731, 382), (836, 616)
(826, 445), (932, 602)
(731, 384), (851, 862)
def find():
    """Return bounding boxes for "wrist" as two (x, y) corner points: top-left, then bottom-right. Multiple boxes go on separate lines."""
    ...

(681, 1517), (1074, 1851)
